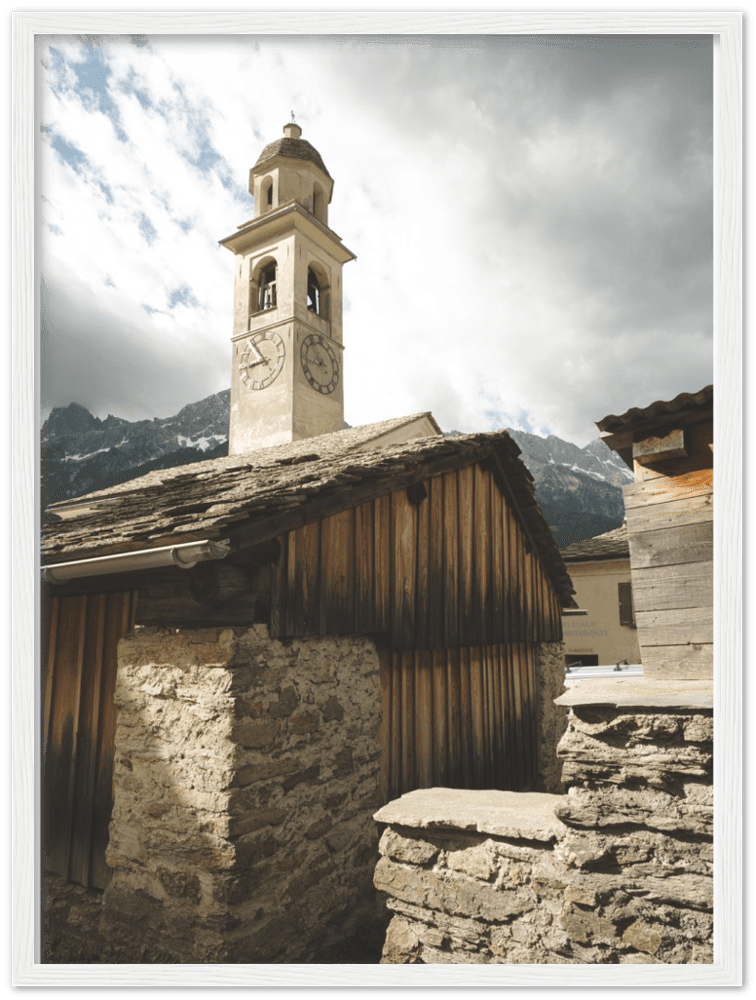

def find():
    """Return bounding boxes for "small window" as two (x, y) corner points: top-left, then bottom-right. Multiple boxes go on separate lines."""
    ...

(259, 264), (277, 310)
(618, 582), (635, 627)
(566, 655), (599, 669)
(312, 185), (323, 220)
(307, 268), (320, 315)
(266, 183), (273, 207)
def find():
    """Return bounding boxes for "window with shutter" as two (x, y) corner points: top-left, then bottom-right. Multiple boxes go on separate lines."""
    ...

(618, 581), (635, 627)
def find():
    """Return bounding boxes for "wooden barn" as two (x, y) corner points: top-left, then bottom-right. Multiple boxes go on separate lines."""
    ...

(42, 419), (575, 962)
(597, 385), (713, 679)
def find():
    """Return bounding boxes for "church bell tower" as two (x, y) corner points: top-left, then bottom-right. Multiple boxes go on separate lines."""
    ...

(220, 123), (356, 454)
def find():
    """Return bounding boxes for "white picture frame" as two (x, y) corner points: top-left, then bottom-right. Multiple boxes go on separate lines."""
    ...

(11, 9), (742, 989)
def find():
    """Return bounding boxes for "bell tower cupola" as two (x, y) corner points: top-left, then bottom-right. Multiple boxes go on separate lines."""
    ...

(220, 123), (355, 455)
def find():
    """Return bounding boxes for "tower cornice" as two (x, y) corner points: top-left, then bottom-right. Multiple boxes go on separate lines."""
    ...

(219, 201), (356, 264)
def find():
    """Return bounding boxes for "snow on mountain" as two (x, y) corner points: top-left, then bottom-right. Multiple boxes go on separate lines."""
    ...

(42, 390), (230, 506)
(504, 428), (629, 547)
(505, 428), (633, 487)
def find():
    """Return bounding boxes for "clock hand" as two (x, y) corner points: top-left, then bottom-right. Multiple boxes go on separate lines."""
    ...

(247, 341), (275, 368)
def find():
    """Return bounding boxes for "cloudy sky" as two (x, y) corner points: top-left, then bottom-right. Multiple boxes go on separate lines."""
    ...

(38, 33), (713, 446)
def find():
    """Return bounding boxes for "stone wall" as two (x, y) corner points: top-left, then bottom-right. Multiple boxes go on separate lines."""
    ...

(47, 624), (384, 963)
(374, 680), (713, 965)
(534, 641), (567, 794)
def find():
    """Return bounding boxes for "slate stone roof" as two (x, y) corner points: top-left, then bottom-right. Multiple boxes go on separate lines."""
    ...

(43, 416), (575, 606)
(254, 137), (331, 180)
(561, 524), (629, 563)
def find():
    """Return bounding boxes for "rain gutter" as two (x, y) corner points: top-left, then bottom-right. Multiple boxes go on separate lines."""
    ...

(42, 538), (231, 585)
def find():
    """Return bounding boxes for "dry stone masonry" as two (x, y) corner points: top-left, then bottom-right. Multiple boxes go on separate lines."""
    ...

(49, 624), (384, 963)
(375, 679), (713, 964)
(534, 642), (568, 794)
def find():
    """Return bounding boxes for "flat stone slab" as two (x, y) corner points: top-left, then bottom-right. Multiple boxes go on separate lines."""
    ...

(555, 677), (713, 710)
(374, 788), (567, 842)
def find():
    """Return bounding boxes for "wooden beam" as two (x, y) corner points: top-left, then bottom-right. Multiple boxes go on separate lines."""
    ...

(640, 642), (713, 680)
(635, 606), (713, 645)
(631, 561), (713, 612)
(187, 562), (252, 604)
(134, 592), (269, 628)
(633, 427), (688, 464)
(627, 521), (713, 570)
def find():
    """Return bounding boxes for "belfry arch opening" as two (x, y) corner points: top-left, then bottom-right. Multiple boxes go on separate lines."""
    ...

(307, 264), (329, 319)
(251, 258), (278, 314)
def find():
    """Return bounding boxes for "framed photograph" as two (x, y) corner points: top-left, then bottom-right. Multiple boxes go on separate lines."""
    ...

(9, 7), (744, 993)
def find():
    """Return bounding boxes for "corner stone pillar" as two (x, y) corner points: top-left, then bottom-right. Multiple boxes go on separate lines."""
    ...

(100, 624), (382, 963)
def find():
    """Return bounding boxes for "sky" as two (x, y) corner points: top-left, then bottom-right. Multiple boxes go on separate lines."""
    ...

(37, 33), (713, 446)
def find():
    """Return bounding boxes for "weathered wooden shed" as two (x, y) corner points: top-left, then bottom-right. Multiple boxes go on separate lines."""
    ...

(42, 418), (574, 962)
(597, 385), (713, 679)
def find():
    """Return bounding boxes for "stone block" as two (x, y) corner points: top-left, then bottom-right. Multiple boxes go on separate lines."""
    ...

(267, 686), (299, 718)
(622, 919), (663, 956)
(323, 695), (345, 721)
(560, 904), (617, 944)
(227, 807), (288, 837)
(282, 764), (320, 791)
(233, 720), (280, 748)
(445, 843), (497, 882)
(155, 867), (202, 903)
(381, 916), (421, 962)
(305, 816), (333, 840)
(374, 857), (535, 923)
(379, 828), (439, 865)
(289, 711), (320, 734)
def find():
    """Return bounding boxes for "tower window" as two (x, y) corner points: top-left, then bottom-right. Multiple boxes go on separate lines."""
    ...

(262, 177), (273, 211)
(307, 268), (321, 315)
(259, 264), (277, 310)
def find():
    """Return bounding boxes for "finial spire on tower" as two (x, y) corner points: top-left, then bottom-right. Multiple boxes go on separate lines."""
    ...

(283, 118), (302, 139)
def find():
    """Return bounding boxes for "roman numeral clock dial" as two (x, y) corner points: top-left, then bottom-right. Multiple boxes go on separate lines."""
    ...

(239, 331), (286, 390)
(300, 334), (339, 394)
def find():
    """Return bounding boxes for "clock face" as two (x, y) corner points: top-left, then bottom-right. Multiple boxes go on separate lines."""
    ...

(239, 332), (285, 390)
(300, 334), (339, 394)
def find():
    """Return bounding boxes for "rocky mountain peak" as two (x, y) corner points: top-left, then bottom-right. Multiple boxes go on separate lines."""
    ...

(43, 401), (100, 440)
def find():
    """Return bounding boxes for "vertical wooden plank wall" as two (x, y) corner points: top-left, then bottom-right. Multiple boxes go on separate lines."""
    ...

(273, 463), (564, 649)
(44, 590), (137, 889)
(379, 643), (539, 803)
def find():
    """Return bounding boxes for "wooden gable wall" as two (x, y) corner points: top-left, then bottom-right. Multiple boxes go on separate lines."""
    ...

(271, 462), (563, 650)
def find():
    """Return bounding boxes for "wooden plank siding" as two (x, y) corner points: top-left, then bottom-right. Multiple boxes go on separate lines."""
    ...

(270, 463), (564, 650)
(379, 643), (539, 802)
(623, 416), (713, 680)
(43, 590), (137, 889)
